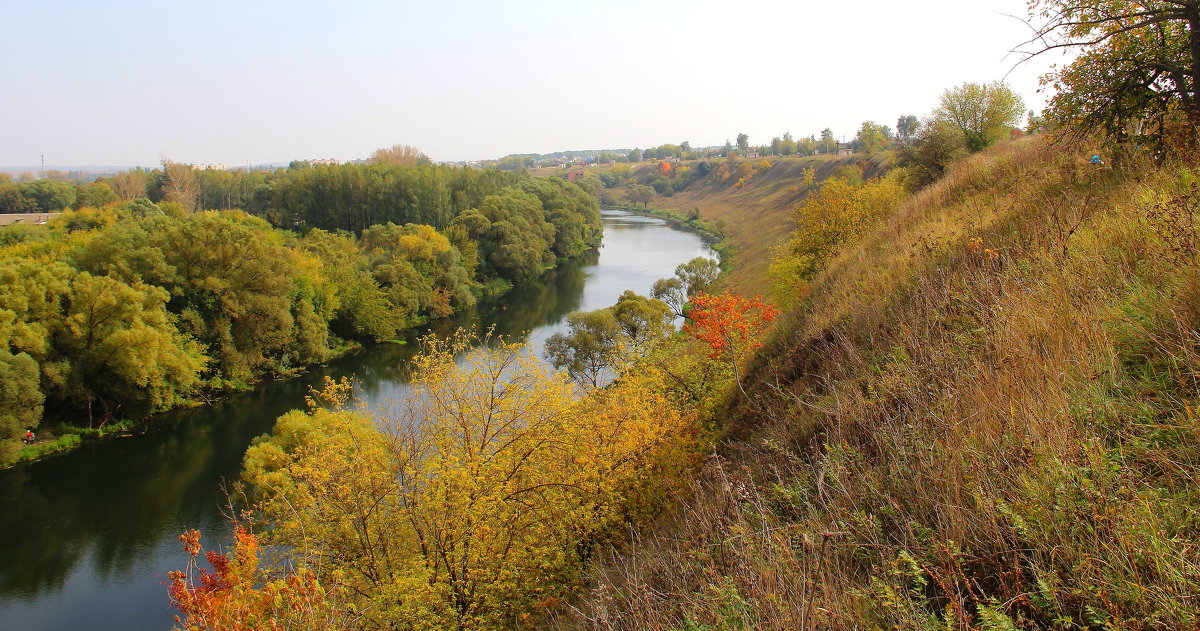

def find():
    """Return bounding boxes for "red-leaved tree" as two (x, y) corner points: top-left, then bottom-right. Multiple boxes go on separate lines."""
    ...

(682, 292), (779, 396)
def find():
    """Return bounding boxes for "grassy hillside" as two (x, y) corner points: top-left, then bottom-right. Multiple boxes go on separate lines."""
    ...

(553, 137), (1200, 630)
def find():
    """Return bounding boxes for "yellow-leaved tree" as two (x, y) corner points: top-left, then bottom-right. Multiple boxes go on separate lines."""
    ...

(187, 330), (702, 630)
(769, 171), (907, 300)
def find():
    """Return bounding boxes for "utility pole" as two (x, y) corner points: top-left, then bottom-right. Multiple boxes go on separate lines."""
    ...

(40, 154), (45, 176)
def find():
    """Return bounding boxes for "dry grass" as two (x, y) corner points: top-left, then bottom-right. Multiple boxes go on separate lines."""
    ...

(550, 137), (1200, 631)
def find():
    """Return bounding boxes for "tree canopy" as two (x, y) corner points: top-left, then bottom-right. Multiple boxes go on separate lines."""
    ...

(1022, 0), (1200, 151)
(932, 81), (1025, 152)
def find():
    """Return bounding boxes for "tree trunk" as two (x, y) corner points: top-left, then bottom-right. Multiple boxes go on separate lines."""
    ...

(1187, 2), (1200, 129)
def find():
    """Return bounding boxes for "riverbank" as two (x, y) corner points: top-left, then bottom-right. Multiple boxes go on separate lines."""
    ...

(4, 250), (587, 470)
(0, 208), (716, 631)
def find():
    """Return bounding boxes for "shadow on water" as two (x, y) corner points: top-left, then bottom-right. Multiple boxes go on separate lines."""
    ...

(0, 210), (713, 630)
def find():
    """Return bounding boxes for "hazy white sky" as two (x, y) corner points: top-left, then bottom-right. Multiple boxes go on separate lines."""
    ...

(0, 0), (1067, 166)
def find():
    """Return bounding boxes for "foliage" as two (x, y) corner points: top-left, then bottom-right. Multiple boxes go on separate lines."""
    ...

(0, 348), (42, 465)
(1024, 0), (1200, 153)
(229, 332), (703, 629)
(651, 257), (721, 316)
(19, 179), (76, 212)
(769, 172), (908, 299)
(898, 117), (970, 185)
(0, 167), (602, 449)
(168, 526), (355, 630)
(545, 291), (674, 387)
(626, 184), (654, 207)
(683, 292), (778, 361)
(932, 81), (1024, 152)
(854, 121), (890, 155)
(369, 143), (428, 165)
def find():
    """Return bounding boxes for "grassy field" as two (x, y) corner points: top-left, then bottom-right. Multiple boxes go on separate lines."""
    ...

(551, 137), (1200, 630)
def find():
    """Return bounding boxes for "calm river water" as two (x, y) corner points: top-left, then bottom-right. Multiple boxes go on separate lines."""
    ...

(0, 209), (715, 631)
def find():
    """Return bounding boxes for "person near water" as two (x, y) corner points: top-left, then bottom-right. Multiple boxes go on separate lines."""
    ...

(24, 429), (34, 444)
(1090, 154), (1103, 165)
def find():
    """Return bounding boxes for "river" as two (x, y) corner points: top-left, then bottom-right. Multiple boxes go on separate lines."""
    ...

(0, 209), (715, 631)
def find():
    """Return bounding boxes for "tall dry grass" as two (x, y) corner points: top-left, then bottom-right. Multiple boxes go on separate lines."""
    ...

(551, 137), (1200, 631)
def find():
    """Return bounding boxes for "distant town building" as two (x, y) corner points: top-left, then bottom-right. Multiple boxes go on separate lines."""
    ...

(745, 151), (760, 159)
(309, 158), (341, 166)
(191, 163), (227, 171)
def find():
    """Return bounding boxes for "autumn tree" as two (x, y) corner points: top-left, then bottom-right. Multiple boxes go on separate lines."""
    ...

(110, 169), (149, 200)
(769, 172), (908, 298)
(169, 526), (356, 630)
(855, 120), (890, 154)
(238, 333), (701, 629)
(682, 292), (779, 396)
(369, 143), (428, 165)
(1021, 0), (1200, 151)
(161, 160), (200, 212)
(933, 81), (1025, 152)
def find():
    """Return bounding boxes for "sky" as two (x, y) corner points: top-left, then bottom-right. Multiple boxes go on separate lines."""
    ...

(0, 0), (1071, 167)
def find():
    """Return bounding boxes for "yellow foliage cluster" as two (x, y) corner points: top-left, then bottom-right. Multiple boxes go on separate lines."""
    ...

(768, 172), (908, 301)
(235, 330), (703, 630)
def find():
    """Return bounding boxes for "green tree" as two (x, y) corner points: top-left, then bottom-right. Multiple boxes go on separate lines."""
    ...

(545, 291), (672, 388)
(0, 345), (42, 465)
(933, 81), (1025, 152)
(544, 308), (625, 387)
(855, 121), (889, 155)
(76, 181), (119, 209)
(899, 118), (969, 185)
(897, 114), (920, 143)
(19, 179), (76, 211)
(736, 133), (750, 153)
(651, 257), (720, 316)
(625, 184), (654, 208)
(0, 185), (35, 213)
(57, 274), (207, 423)
(819, 128), (838, 154)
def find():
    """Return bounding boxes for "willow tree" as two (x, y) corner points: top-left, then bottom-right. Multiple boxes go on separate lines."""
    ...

(1021, 0), (1200, 149)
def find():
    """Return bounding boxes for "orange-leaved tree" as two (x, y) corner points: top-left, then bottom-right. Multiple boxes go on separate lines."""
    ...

(167, 526), (355, 630)
(682, 291), (779, 397)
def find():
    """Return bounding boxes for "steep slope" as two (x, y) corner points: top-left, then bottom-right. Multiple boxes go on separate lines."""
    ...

(555, 137), (1200, 630)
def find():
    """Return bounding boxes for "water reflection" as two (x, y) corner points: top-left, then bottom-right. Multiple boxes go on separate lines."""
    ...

(0, 210), (715, 630)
